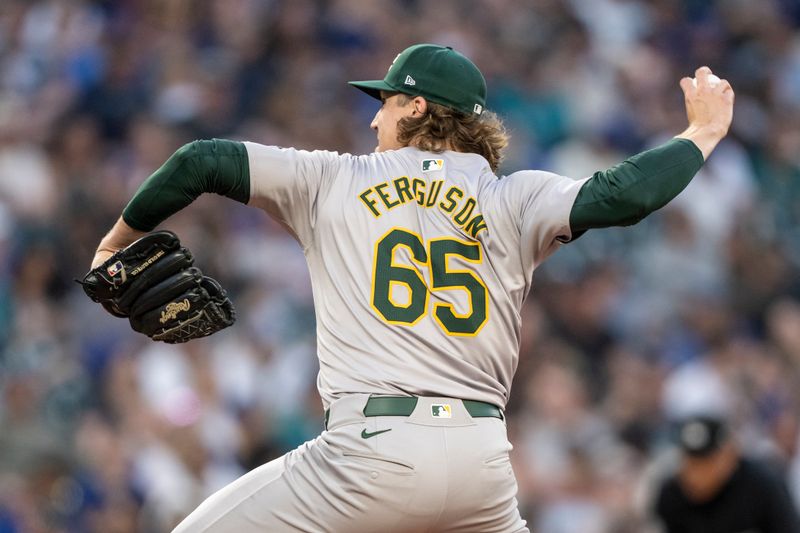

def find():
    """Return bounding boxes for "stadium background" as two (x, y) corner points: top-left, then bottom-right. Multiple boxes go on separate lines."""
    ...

(2, 0), (800, 531)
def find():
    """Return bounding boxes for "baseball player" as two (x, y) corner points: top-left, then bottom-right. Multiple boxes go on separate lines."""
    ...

(90, 44), (734, 532)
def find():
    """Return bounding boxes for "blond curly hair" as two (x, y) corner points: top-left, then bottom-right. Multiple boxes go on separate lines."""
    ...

(395, 95), (509, 172)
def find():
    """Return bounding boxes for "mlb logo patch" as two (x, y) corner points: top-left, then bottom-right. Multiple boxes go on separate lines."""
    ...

(107, 261), (124, 278)
(431, 404), (452, 418)
(422, 159), (444, 172)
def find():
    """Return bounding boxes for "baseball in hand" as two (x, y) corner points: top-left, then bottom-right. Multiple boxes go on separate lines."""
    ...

(692, 74), (721, 88)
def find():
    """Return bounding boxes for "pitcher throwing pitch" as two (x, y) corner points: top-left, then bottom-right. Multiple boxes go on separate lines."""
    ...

(89, 44), (734, 531)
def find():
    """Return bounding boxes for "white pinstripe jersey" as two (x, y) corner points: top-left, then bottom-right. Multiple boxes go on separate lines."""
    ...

(244, 143), (586, 409)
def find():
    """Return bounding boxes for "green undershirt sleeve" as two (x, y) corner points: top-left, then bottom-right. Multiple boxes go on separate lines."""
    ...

(122, 139), (250, 231)
(569, 138), (704, 235)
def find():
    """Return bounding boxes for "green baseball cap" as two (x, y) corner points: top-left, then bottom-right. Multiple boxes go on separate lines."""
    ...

(349, 44), (487, 116)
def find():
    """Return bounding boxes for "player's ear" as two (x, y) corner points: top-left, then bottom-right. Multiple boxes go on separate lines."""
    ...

(411, 96), (428, 116)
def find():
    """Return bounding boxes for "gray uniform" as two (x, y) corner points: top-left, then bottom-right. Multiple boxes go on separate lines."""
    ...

(174, 143), (585, 532)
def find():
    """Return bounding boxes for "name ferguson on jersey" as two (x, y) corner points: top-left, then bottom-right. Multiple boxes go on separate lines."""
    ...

(359, 176), (488, 238)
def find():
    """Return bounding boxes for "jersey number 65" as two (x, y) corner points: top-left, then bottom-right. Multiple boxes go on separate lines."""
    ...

(371, 228), (488, 336)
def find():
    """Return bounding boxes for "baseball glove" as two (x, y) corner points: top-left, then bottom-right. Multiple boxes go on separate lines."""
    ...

(79, 230), (236, 343)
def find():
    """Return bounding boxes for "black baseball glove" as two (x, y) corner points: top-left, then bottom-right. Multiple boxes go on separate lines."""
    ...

(79, 231), (236, 343)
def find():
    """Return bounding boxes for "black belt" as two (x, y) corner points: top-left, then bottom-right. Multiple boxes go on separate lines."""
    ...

(325, 396), (503, 428)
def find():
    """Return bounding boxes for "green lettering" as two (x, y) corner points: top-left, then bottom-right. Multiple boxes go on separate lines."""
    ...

(375, 182), (401, 209)
(394, 177), (413, 204)
(359, 189), (381, 217)
(454, 198), (476, 225)
(425, 180), (444, 207)
(412, 178), (426, 205)
(439, 186), (463, 213)
(464, 214), (488, 238)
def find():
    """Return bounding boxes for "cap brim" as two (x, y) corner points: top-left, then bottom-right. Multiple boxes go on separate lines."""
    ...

(348, 80), (396, 100)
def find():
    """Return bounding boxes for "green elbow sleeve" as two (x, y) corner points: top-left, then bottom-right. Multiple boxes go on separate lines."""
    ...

(569, 138), (704, 232)
(122, 139), (250, 231)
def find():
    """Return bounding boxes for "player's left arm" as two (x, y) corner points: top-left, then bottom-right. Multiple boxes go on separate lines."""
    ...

(569, 66), (734, 235)
(91, 139), (249, 268)
(92, 139), (340, 267)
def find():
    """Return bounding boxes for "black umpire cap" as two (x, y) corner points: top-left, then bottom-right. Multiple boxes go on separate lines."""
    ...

(673, 415), (729, 457)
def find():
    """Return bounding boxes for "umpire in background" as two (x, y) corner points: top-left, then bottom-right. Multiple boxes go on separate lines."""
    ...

(653, 413), (800, 533)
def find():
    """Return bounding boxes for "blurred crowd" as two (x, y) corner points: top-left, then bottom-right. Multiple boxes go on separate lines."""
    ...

(2, 0), (800, 531)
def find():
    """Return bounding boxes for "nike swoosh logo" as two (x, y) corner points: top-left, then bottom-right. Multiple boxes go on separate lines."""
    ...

(361, 428), (392, 439)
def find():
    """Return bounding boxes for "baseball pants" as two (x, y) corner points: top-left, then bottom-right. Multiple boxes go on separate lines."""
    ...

(172, 394), (529, 532)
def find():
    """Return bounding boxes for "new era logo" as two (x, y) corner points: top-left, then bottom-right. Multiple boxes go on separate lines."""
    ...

(422, 159), (444, 172)
(473, 103), (483, 114)
(431, 404), (452, 418)
(404, 75), (416, 86)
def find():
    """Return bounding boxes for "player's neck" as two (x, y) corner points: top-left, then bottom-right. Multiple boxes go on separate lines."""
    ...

(406, 138), (456, 153)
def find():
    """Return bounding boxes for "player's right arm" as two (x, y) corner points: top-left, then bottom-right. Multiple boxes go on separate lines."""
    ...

(674, 66), (735, 160)
(568, 66), (734, 235)
(500, 66), (733, 270)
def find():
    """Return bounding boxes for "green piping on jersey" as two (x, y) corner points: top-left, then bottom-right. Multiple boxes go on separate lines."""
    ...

(569, 138), (704, 233)
(122, 139), (250, 231)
